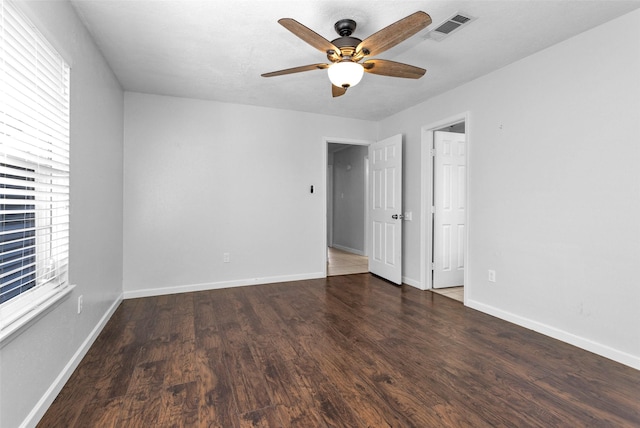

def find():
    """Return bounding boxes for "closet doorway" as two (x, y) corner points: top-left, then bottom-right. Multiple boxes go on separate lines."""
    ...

(421, 115), (468, 302)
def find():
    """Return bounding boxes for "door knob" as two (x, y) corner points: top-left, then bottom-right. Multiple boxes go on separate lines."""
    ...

(392, 214), (404, 220)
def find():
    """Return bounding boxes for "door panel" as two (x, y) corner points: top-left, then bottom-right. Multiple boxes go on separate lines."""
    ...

(369, 134), (403, 284)
(433, 131), (466, 288)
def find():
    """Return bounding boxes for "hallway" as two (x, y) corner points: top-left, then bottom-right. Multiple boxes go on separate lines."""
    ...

(327, 247), (368, 276)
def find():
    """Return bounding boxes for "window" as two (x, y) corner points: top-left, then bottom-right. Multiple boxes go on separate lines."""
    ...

(1, 163), (37, 303)
(0, 0), (72, 341)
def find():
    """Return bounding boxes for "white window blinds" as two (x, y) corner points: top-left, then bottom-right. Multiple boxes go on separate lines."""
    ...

(0, 0), (70, 307)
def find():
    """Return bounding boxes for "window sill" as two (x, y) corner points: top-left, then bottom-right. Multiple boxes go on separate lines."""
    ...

(0, 283), (75, 346)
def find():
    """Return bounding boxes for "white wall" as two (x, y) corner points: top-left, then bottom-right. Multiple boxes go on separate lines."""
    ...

(123, 93), (377, 297)
(0, 2), (124, 427)
(332, 145), (368, 254)
(379, 9), (640, 368)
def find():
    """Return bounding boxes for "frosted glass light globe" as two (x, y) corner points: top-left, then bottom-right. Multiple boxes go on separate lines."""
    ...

(328, 61), (364, 88)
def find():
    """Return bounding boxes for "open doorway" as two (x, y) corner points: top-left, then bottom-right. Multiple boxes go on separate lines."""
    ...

(421, 114), (469, 302)
(326, 141), (369, 276)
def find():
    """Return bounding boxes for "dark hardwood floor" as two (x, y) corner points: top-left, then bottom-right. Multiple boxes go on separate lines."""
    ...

(38, 274), (640, 427)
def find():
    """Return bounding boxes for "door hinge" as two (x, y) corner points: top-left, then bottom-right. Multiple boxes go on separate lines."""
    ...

(431, 206), (435, 213)
(430, 148), (436, 156)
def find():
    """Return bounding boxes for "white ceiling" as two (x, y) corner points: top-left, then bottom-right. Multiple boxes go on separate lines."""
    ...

(70, 0), (640, 121)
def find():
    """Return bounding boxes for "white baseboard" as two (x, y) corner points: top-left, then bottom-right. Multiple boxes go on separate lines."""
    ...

(22, 293), (124, 428)
(331, 244), (366, 257)
(402, 276), (424, 290)
(123, 272), (326, 299)
(466, 299), (640, 371)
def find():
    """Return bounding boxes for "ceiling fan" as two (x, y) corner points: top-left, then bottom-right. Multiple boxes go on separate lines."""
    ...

(262, 11), (432, 97)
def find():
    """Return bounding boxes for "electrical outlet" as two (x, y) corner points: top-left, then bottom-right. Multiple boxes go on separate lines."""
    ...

(488, 270), (496, 283)
(77, 295), (83, 314)
(223, 252), (230, 263)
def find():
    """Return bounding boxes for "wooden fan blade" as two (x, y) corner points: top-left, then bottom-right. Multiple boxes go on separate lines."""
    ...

(278, 18), (341, 55)
(362, 59), (426, 79)
(332, 85), (347, 97)
(262, 63), (329, 77)
(356, 11), (432, 57)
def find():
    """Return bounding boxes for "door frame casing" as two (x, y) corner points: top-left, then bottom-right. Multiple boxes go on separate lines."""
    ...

(420, 112), (471, 295)
(327, 164), (334, 248)
(322, 137), (373, 277)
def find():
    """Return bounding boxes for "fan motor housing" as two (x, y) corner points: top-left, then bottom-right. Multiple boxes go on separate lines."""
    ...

(327, 36), (361, 60)
(332, 36), (361, 48)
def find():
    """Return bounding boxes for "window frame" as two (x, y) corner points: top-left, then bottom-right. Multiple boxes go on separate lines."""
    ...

(0, 0), (74, 344)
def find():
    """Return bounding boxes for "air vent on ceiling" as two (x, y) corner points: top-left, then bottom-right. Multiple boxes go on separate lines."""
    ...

(427, 12), (476, 42)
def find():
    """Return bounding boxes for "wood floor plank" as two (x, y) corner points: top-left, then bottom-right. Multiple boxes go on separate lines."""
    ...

(212, 292), (274, 415)
(38, 274), (640, 427)
(162, 317), (197, 386)
(295, 333), (432, 427)
(194, 292), (223, 350)
(118, 359), (167, 425)
(72, 397), (124, 428)
(256, 357), (328, 426)
(194, 347), (239, 428)
(35, 379), (92, 428)
(159, 380), (199, 427)
(238, 405), (282, 428)
(532, 371), (640, 425)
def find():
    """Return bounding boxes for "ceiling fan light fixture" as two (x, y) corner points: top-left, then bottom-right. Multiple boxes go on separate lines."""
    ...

(328, 61), (364, 88)
(264, 12), (432, 97)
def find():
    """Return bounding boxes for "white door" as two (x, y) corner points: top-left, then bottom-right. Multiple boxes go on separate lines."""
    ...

(369, 134), (403, 284)
(433, 131), (466, 288)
